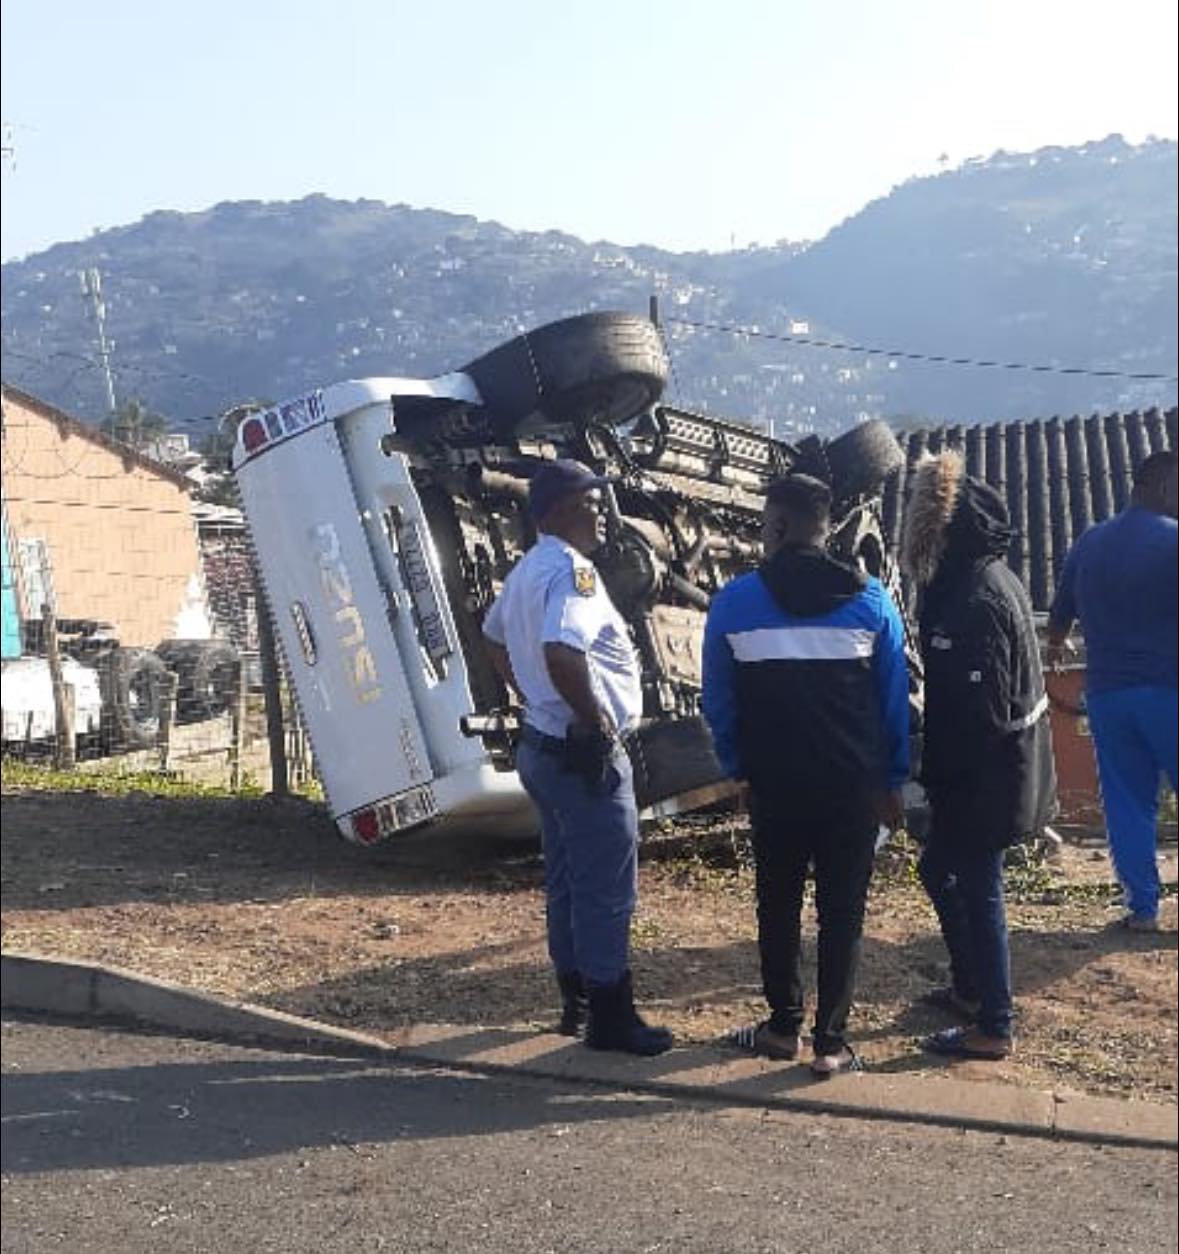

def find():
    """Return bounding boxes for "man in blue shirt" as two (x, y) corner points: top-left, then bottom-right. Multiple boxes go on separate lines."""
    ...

(483, 459), (672, 1055)
(702, 474), (909, 1076)
(1048, 450), (1178, 931)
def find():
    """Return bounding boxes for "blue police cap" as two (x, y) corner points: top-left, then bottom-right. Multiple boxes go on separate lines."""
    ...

(528, 459), (609, 522)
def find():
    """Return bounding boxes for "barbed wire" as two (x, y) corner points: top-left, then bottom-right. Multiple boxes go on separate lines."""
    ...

(0, 406), (208, 483)
(1, 346), (232, 414)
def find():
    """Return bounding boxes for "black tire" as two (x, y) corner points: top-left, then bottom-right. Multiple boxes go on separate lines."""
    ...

(155, 638), (240, 722)
(462, 312), (669, 437)
(880, 459), (904, 555)
(824, 419), (904, 504)
(97, 647), (168, 752)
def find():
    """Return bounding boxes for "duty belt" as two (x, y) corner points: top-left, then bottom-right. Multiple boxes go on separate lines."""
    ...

(519, 725), (631, 755)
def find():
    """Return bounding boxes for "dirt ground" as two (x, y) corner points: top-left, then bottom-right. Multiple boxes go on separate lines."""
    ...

(1, 781), (1176, 1105)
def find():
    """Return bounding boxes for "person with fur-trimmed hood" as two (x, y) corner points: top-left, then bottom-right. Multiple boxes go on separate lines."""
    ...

(901, 451), (1055, 1061)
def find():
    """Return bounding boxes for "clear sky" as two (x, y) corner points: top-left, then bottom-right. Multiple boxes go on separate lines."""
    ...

(1, 0), (1176, 262)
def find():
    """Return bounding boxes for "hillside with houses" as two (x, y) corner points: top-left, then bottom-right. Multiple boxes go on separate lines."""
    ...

(1, 136), (1175, 445)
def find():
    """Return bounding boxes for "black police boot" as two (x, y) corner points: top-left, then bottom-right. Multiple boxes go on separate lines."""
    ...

(584, 971), (673, 1056)
(555, 970), (587, 1036)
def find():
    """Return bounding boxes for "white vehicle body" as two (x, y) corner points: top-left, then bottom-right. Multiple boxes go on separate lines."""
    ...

(232, 313), (908, 847)
(233, 376), (536, 844)
(0, 655), (104, 743)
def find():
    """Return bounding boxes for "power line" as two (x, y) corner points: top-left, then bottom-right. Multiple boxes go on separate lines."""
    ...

(664, 316), (1179, 384)
(2, 345), (218, 394)
(1, 346), (228, 418)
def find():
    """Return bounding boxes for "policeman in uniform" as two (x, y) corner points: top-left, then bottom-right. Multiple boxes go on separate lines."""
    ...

(483, 459), (672, 1056)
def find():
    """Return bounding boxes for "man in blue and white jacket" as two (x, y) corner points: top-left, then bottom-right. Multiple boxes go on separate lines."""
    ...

(702, 474), (910, 1075)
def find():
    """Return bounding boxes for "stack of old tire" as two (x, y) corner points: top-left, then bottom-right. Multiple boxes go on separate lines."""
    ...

(880, 407), (1177, 611)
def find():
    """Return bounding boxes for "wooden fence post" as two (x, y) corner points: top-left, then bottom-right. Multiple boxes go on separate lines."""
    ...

(42, 604), (76, 770)
(229, 657), (246, 790)
(157, 670), (179, 773)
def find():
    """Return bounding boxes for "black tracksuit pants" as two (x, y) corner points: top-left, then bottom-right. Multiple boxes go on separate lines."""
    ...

(749, 788), (877, 1055)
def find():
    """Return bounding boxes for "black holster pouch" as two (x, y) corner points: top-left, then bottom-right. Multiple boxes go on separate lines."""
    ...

(563, 728), (616, 792)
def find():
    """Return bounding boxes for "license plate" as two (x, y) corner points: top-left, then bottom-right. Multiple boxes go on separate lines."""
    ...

(397, 519), (452, 664)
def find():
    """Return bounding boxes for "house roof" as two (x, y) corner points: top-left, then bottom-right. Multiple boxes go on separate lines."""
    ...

(0, 382), (193, 491)
(191, 500), (245, 529)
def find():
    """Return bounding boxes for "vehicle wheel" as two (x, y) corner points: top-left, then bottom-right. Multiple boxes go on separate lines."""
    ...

(97, 647), (168, 752)
(829, 501), (890, 579)
(155, 639), (240, 722)
(824, 419), (905, 504)
(462, 312), (669, 437)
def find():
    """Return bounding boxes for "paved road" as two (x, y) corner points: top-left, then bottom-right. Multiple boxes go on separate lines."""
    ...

(2, 1018), (1175, 1254)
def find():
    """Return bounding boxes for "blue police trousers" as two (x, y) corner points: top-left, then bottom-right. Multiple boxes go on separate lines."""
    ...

(515, 733), (639, 986)
(1087, 686), (1179, 921)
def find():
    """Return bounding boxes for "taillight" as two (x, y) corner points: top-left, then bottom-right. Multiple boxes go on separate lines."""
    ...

(342, 787), (437, 846)
(351, 808), (380, 845)
(241, 417), (269, 453)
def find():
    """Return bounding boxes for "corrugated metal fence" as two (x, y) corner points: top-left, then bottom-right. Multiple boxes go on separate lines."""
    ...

(881, 408), (1177, 610)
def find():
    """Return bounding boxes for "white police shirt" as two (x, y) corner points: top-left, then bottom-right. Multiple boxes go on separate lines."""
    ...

(483, 534), (643, 738)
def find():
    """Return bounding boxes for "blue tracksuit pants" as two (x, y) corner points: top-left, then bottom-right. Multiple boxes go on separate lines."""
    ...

(1086, 686), (1178, 920)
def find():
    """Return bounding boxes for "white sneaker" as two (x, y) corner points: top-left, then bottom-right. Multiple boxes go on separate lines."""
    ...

(810, 1045), (862, 1077)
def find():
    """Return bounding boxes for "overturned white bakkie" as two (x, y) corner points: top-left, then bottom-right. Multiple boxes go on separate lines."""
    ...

(233, 312), (907, 844)
(233, 372), (537, 844)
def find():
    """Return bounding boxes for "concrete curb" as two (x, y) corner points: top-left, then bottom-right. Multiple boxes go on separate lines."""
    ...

(3, 951), (1175, 1151)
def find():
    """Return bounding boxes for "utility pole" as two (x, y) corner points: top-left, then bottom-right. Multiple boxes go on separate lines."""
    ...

(79, 268), (118, 420)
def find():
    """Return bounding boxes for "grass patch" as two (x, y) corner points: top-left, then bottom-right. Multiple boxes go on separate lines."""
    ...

(1, 757), (266, 800)
(1161, 789), (1177, 825)
(630, 915), (666, 950)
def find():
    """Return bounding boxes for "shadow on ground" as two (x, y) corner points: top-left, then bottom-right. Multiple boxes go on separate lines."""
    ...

(0, 1041), (665, 1175)
(262, 925), (1176, 1046)
(1, 791), (543, 912)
